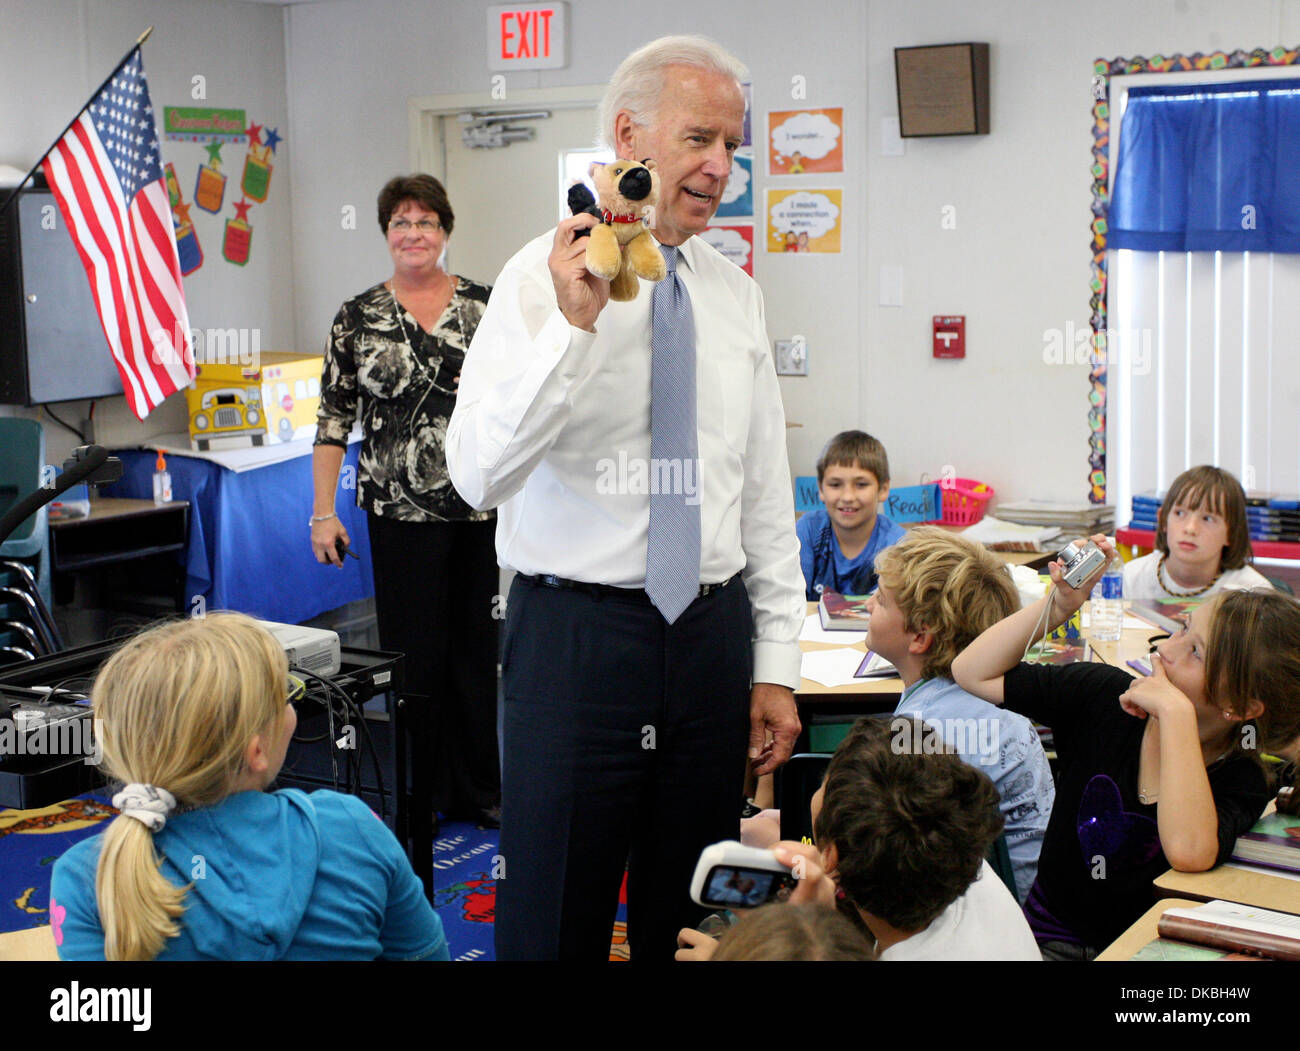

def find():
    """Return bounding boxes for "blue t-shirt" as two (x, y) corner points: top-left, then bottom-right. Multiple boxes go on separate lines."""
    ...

(51, 788), (448, 961)
(795, 508), (906, 600)
(895, 677), (1055, 902)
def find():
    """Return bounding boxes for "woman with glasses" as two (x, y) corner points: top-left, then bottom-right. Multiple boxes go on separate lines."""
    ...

(311, 174), (500, 830)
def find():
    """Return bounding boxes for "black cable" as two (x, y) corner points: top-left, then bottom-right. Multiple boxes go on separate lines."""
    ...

(294, 667), (389, 820)
(288, 668), (386, 814)
(42, 405), (87, 443)
(43, 675), (95, 705)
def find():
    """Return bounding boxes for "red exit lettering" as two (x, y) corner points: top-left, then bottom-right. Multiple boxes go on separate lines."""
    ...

(499, 8), (554, 60)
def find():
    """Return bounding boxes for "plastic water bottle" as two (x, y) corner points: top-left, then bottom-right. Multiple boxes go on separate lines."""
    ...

(1089, 556), (1124, 642)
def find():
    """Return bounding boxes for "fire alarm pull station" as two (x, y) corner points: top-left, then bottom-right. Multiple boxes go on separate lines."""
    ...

(933, 315), (965, 359)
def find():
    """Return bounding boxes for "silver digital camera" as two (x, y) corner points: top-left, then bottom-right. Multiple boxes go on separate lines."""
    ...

(1057, 540), (1108, 590)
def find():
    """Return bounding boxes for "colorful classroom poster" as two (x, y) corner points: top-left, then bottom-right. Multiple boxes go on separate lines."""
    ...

(765, 189), (842, 254)
(700, 225), (754, 275)
(768, 107), (844, 175)
(715, 153), (753, 219)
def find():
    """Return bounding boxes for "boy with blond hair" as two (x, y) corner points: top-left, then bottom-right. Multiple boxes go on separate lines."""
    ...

(868, 526), (1054, 901)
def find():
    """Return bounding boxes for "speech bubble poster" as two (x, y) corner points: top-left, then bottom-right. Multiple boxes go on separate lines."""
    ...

(768, 108), (844, 175)
(715, 153), (753, 219)
(701, 225), (754, 275)
(766, 189), (842, 254)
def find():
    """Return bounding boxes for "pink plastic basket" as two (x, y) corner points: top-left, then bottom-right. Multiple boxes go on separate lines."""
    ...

(938, 477), (994, 527)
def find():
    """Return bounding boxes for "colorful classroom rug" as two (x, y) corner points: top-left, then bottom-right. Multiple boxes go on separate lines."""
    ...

(0, 795), (629, 961)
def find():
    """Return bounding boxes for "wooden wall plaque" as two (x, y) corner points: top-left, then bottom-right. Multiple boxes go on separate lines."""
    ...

(894, 42), (990, 137)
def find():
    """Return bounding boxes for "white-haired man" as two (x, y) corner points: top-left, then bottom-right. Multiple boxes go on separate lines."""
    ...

(447, 35), (804, 961)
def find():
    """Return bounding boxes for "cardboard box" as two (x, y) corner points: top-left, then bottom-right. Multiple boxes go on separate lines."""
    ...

(186, 352), (322, 450)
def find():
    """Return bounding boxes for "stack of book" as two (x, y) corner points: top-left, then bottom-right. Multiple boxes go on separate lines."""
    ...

(1129, 491), (1300, 542)
(1230, 809), (1300, 874)
(1246, 496), (1300, 542)
(995, 499), (1115, 544)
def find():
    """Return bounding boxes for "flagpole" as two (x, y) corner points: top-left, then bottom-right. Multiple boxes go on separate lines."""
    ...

(0, 27), (155, 218)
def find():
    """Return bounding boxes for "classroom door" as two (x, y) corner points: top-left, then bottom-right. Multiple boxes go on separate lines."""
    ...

(440, 106), (607, 287)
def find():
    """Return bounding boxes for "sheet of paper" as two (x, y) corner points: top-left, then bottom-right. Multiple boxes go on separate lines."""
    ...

(800, 647), (869, 687)
(800, 612), (866, 645)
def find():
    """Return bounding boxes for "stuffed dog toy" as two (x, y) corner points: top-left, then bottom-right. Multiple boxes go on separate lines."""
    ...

(569, 159), (667, 301)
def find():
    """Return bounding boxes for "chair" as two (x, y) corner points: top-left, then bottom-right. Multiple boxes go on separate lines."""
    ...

(986, 832), (1018, 899)
(0, 419), (51, 610)
(776, 752), (833, 843)
(0, 619), (42, 653)
(0, 586), (58, 654)
(0, 560), (61, 647)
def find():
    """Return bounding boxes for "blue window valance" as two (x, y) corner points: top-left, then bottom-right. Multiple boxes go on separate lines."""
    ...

(1110, 79), (1300, 253)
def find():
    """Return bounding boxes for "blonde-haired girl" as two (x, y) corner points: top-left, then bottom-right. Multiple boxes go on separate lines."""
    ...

(51, 613), (447, 961)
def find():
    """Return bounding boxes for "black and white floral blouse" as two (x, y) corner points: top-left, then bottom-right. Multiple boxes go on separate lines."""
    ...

(314, 278), (494, 523)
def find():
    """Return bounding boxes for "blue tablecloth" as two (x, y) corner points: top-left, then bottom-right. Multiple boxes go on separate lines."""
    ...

(104, 444), (373, 624)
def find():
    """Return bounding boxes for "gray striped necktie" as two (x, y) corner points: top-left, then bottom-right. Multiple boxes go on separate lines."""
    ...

(645, 243), (702, 623)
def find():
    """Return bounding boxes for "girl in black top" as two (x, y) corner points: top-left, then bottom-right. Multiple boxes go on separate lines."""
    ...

(952, 537), (1300, 957)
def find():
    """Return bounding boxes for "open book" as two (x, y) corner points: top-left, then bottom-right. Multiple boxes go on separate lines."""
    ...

(1128, 597), (1206, 634)
(854, 650), (897, 679)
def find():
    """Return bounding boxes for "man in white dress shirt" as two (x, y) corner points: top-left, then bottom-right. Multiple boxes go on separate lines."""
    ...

(446, 35), (805, 960)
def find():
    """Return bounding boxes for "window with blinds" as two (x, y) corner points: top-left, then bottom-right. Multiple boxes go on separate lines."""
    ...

(1106, 68), (1300, 519)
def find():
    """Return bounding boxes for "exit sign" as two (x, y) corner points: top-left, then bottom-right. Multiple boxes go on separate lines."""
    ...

(488, 3), (568, 71)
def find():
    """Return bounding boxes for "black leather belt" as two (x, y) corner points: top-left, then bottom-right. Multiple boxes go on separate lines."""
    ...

(519, 573), (736, 601)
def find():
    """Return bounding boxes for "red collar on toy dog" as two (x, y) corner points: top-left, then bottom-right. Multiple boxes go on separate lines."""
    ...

(602, 210), (642, 224)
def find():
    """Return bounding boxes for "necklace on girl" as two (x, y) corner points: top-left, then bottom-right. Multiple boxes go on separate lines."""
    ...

(1156, 552), (1220, 597)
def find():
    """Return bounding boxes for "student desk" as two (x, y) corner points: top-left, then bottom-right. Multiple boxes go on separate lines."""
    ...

(793, 602), (1161, 753)
(0, 923), (58, 961)
(794, 604), (900, 753)
(1153, 860), (1300, 914)
(1096, 898), (1204, 961)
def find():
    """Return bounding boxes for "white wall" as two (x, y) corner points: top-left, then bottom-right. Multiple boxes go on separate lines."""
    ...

(285, 0), (868, 489)
(0, 0), (294, 466)
(864, 0), (1300, 504)
(8, 0), (1298, 504)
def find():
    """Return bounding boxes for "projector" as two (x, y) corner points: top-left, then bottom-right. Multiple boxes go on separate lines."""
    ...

(262, 622), (341, 677)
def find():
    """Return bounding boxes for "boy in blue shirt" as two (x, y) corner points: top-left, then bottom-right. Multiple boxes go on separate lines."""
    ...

(796, 430), (905, 600)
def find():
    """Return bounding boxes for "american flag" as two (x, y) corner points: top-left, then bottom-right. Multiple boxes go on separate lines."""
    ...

(41, 47), (193, 419)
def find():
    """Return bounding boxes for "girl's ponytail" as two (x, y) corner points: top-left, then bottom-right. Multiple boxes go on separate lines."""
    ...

(88, 614), (287, 960)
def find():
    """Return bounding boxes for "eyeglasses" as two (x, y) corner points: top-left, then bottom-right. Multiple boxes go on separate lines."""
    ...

(286, 675), (306, 707)
(388, 218), (442, 233)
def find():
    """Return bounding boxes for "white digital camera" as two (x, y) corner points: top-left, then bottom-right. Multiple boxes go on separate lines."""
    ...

(690, 840), (797, 909)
